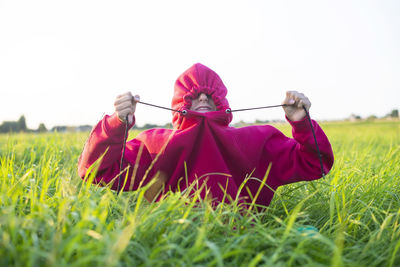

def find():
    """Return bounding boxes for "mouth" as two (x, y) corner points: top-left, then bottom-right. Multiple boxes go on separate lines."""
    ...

(195, 106), (212, 111)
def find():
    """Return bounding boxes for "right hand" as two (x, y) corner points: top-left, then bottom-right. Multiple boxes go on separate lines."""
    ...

(114, 92), (140, 124)
(282, 91), (311, 121)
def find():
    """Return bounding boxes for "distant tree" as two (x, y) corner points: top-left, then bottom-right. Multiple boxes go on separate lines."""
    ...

(51, 126), (67, 132)
(349, 114), (362, 121)
(38, 123), (47, 133)
(383, 109), (399, 119)
(255, 119), (269, 124)
(162, 122), (173, 129)
(366, 115), (377, 121)
(233, 120), (249, 127)
(18, 115), (27, 132)
(142, 123), (159, 129)
(390, 109), (399, 118)
(0, 116), (28, 133)
(0, 121), (19, 133)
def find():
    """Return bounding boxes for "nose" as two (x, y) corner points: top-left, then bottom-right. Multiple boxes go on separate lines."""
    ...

(198, 93), (208, 102)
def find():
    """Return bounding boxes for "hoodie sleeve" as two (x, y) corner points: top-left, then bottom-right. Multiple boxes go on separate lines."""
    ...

(264, 117), (334, 186)
(77, 113), (154, 191)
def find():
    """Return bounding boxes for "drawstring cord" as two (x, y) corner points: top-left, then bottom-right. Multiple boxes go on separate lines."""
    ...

(117, 101), (325, 193)
(117, 114), (130, 193)
(303, 107), (325, 177)
(225, 104), (289, 113)
(137, 101), (187, 114)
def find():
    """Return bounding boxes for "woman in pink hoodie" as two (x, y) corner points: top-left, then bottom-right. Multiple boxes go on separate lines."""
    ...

(78, 63), (334, 209)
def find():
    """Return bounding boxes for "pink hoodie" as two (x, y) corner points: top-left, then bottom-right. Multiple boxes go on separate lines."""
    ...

(78, 63), (334, 209)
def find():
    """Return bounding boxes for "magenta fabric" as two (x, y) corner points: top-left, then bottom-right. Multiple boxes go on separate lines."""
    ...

(78, 63), (334, 209)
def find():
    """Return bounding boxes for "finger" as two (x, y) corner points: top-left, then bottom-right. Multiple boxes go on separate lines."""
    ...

(303, 97), (311, 111)
(293, 92), (302, 101)
(114, 95), (134, 106)
(115, 101), (134, 111)
(283, 91), (296, 105)
(297, 99), (304, 109)
(117, 107), (134, 121)
(286, 90), (300, 98)
(116, 91), (133, 100)
(295, 93), (308, 106)
(115, 93), (140, 106)
(286, 90), (297, 96)
(116, 106), (134, 118)
(115, 94), (133, 104)
(290, 91), (307, 106)
(296, 96), (311, 110)
(282, 98), (292, 105)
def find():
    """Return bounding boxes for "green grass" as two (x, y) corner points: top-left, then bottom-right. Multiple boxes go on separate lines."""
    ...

(1, 121), (399, 266)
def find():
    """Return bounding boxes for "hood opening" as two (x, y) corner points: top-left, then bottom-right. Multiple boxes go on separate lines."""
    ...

(172, 63), (232, 128)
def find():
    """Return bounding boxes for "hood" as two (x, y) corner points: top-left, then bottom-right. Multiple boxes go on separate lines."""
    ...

(172, 63), (232, 129)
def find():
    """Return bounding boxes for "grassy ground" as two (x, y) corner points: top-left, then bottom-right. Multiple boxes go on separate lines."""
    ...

(0, 120), (399, 266)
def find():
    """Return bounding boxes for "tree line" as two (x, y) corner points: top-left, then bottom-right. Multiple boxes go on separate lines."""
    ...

(0, 115), (31, 133)
(1, 110), (398, 133)
(0, 115), (53, 133)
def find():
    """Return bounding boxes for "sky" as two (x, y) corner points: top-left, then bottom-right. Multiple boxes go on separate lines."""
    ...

(0, 0), (399, 129)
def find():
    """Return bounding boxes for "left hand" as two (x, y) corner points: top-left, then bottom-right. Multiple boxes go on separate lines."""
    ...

(282, 91), (311, 121)
(114, 92), (140, 124)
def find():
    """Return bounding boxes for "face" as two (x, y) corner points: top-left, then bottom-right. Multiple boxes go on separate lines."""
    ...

(190, 93), (217, 112)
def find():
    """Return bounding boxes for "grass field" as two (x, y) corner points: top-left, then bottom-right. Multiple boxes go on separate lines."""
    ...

(1, 120), (399, 266)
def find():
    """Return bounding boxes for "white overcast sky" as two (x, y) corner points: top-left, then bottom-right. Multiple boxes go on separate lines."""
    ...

(0, 0), (399, 129)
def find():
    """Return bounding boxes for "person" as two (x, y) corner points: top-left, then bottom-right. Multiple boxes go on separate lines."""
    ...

(78, 63), (334, 210)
